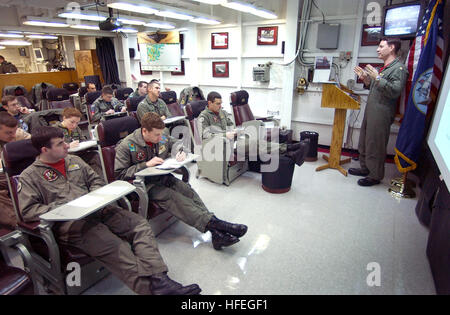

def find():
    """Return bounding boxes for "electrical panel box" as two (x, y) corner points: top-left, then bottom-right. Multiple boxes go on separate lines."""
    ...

(317, 23), (340, 49)
(253, 64), (270, 82)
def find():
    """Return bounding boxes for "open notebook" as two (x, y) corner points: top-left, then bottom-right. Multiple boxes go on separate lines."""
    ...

(156, 153), (197, 170)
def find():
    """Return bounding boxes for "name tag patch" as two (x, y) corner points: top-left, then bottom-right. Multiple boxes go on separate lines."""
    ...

(68, 164), (81, 172)
(43, 169), (58, 182)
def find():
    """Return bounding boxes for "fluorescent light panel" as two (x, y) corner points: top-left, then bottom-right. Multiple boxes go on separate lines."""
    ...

(0, 40), (32, 46)
(26, 35), (58, 39)
(58, 12), (107, 21)
(156, 11), (193, 20)
(0, 33), (24, 38)
(23, 17), (69, 28)
(144, 22), (176, 29)
(107, 2), (158, 15)
(190, 17), (221, 25)
(221, 1), (277, 19)
(0, 46), (5, 49)
(70, 24), (101, 30)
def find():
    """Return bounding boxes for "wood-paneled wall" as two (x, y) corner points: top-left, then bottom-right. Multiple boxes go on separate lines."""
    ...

(0, 70), (79, 97)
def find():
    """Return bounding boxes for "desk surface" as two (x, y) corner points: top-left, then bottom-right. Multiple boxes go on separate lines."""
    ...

(164, 116), (185, 125)
(135, 154), (199, 177)
(68, 140), (97, 153)
(39, 181), (136, 222)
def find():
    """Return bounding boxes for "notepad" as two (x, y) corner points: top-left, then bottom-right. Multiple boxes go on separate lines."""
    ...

(68, 140), (97, 153)
(164, 116), (185, 125)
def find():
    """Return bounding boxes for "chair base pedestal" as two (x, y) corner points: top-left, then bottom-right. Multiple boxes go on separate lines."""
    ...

(262, 185), (291, 194)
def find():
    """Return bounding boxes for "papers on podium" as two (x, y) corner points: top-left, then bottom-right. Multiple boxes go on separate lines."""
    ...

(68, 140), (97, 153)
(39, 181), (136, 222)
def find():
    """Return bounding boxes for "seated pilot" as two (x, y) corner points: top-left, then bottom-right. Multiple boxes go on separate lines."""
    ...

(18, 126), (201, 295)
(56, 107), (103, 178)
(0, 112), (30, 228)
(114, 112), (248, 250)
(198, 91), (309, 166)
(136, 80), (171, 123)
(91, 86), (126, 123)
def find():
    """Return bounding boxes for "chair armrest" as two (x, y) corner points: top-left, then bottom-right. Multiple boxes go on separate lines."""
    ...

(173, 166), (190, 183)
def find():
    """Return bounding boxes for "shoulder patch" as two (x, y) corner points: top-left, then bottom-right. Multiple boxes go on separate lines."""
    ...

(129, 143), (137, 152)
(136, 150), (146, 162)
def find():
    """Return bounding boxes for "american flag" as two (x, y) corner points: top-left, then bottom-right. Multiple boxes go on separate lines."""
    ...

(398, 0), (444, 121)
(394, 0), (444, 173)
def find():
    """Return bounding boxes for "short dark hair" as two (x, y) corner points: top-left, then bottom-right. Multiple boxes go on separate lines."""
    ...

(102, 86), (114, 95)
(380, 38), (401, 55)
(207, 91), (222, 103)
(148, 79), (160, 89)
(0, 112), (18, 128)
(31, 126), (64, 152)
(1, 95), (16, 107)
(141, 112), (165, 131)
(138, 81), (148, 88)
(0, 55), (4, 60)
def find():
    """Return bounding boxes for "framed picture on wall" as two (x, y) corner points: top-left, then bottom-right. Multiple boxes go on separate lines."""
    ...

(356, 63), (383, 83)
(212, 61), (229, 78)
(139, 62), (153, 75)
(18, 48), (27, 57)
(361, 24), (382, 46)
(171, 60), (185, 76)
(211, 32), (228, 49)
(257, 26), (278, 45)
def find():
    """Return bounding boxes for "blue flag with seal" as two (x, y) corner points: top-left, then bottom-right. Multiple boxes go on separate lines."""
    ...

(394, 0), (444, 173)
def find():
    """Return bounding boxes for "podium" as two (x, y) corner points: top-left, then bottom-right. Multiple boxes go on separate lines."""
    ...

(316, 84), (360, 176)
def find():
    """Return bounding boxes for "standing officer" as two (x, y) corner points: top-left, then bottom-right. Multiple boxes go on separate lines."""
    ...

(0, 55), (18, 74)
(352, 38), (408, 186)
(91, 86), (126, 123)
(136, 80), (171, 123)
(18, 126), (201, 295)
(114, 112), (248, 250)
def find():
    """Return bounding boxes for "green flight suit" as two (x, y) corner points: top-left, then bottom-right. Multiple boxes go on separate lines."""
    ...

(114, 129), (214, 233)
(91, 96), (124, 123)
(18, 155), (168, 294)
(358, 58), (408, 180)
(136, 96), (171, 123)
(55, 122), (103, 179)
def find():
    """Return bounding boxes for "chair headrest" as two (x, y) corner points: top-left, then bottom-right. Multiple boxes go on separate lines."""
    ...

(85, 91), (102, 105)
(14, 86), (25, 96)
(46, 88), (70, 101)
(127, 96), (146, 112)
(115, 88), (134, 100)
(230, 90), (249, 106)
(2, 139), (40, 177)
(63, 82), (79, 93)
(160, 91), (177, 104)
(97, 116), (140, 147)
(186, 100), (208, 119)
(79, 86), (88, 98)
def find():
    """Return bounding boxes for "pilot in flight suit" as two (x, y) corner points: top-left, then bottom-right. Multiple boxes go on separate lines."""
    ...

(114, 112), (248, 250)
(18, 126), (201, 295)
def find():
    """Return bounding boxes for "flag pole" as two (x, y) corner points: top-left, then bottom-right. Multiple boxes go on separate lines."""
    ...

(389, 171), (416, 199)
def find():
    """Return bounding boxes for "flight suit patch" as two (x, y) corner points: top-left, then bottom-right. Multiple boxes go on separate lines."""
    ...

(129, 143), (137, 152)
(43, 170), (58, 182)
(68, 164), (81, 172)
(158, 145), (167, 155)
(136, 151), (146, 161)
(16, 182), (22, 193)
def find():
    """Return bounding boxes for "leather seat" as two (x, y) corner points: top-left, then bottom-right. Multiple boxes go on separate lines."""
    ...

(46, 88), (72, 110)
(161, 91), (184, 117)
(262, 155), (295, 194)
(115, 88), (134, 102)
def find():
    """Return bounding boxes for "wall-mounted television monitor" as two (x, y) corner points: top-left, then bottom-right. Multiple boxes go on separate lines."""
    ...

(33, 48), (44, 61)
(382, 1), (425, 39)
(427, 61), (450, 191)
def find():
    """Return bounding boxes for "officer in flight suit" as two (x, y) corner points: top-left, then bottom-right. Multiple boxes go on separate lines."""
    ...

(114, 112), (248, 250)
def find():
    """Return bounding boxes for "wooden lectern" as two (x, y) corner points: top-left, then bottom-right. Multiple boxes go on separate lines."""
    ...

(316, 84), (360, 176)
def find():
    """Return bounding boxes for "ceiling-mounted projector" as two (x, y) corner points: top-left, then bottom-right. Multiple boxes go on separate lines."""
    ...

(99, 17), (121, 31)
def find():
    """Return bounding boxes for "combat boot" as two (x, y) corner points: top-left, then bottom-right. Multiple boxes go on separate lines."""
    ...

(149, 272), (201, 295)
(207, 216), (248, 238)
(211, 229), (240, 250)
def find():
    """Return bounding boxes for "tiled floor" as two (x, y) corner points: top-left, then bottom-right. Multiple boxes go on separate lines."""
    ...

(83, 159), (436, 295)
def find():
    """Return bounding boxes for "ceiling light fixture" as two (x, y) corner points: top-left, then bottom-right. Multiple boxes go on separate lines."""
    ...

(117, 17), (147, 26)
(23, 17), (69, 28)
(58, 12), (107, 22)
(221, 1), (277, 19)
(0, 33), (24, 38)
(0, 40), (32, 46)
(116, 27), (138, 33)
(193, 0), (226, 4)
(144, 21), (176, 29)
(156, 11), (193, 20)
(0, 46), (5, 49)
(26, 35), (58, 39)
(107, 2), (158, 15)
(190, 17), (221, 25)
(70, 24), (101, 30)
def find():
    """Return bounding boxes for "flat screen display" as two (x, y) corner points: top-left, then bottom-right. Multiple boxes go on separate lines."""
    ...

(384, 4), (421, 36)
(427, 62), (450, 191)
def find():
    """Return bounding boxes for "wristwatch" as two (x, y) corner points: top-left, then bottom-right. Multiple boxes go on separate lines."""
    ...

(375, 75), (381, 82)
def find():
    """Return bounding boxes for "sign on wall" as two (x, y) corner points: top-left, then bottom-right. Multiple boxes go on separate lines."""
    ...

(137, 31), (181, 72)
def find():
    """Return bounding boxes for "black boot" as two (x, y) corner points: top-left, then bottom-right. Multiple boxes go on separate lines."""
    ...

(207, 216), (248, 238)
(286, 139), (310, 167)
(149, 272), (201, 295)
(211, 229), (240, 250)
